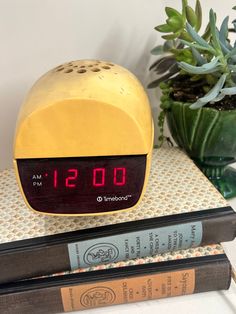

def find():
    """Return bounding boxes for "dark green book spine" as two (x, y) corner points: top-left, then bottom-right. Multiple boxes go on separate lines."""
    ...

(0, 207), (235, 284)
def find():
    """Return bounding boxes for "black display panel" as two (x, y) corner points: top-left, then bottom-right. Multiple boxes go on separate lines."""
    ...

(17, 155), (147, 215)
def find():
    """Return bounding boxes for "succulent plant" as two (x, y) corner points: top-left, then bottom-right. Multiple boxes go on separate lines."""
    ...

(148, 0), (210, 90)
(149, 1), (236, 109)
(148, 1), (236, 146)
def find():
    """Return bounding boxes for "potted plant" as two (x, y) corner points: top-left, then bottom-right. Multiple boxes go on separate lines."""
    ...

(148, 0), (236, 199)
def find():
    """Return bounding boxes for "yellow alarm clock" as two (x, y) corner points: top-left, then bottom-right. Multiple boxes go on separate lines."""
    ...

(14, 60), (153, 216)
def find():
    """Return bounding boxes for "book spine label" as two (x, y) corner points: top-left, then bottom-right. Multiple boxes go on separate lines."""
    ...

(61, 269), (195, 311)
(68, 222), (202, 269)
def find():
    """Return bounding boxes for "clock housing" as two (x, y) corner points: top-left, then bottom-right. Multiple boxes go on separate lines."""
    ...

(14, 60), (153, 216)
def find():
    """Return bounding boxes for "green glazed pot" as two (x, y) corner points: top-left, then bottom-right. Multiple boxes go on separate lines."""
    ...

(166, 99), (236, 199)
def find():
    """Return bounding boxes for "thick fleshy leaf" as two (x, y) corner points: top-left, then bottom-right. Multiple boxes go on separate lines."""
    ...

(165, 7), (182, 19)
(226, 46), (236, 58)
(149, 56), (175, 71)
(186, 6), (197, 27)
(186, 23), (214, 51)
(178, 57), (220, 74)
(209, 9), (221, 51)
(219, 41), (230, 55)
(162, 33), (180, 40)
(149, 58), (163, 71)
(151, 45), (164, 55)
(182, 0), (188, 19)
(163, 40), (174, 51)
(147, 64), (179, 88)
(219, 17), (229, 44)
(179, 31), (192, 42)
(190, 74), (227, 108)
(202, 23), (211, 40)
(176, 40), (185, 49)
(195, 0), (202, 31)
(167, 16), (183, 31)
(219, 87), (236, 95)
(191, 47), (207, 65)
(181, 39), (215, 53)
(155, 24), (172, 33)
(154, 58), (177, 74)
(218, 17), (232, 55)
(211, 87), (236, 103)
(211, 93), (225, 103)
(229, 56), (236, 64)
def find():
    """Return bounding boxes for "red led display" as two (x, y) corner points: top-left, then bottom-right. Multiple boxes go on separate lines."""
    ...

(52, 167), (127, 189)
(93, 168), (106, 187)
(17, 155), (146, 215)
(114, 167), (126, 186)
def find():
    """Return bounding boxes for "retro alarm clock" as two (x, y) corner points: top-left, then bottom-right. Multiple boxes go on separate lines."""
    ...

(14, 60), (153, 216)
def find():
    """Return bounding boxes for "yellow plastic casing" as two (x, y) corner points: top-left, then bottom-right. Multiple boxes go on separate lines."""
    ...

(13, 60), (154, 216)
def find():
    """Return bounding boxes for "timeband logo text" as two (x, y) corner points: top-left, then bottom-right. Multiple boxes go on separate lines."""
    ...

(97, 195), (132, 202)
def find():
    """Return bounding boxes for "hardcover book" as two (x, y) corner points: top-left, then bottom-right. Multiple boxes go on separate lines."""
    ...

(0, 147), (235, 283)
(0, 244), (232, 314)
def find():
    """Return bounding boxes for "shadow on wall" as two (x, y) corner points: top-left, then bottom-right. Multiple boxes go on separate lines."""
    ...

(0, 83), (27, 170)
(95, 25), (162, 146)
(95, 25), (156, 85)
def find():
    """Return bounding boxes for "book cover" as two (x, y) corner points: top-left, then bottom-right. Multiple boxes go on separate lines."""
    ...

(0, 147), (235, 283)
(0, 244), (232, 314)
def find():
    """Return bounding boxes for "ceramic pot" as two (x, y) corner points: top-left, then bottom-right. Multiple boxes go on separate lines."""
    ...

(166, 99), (236, 198)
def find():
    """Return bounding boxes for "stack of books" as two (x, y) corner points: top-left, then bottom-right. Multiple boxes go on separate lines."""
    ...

(0, 147), (235, 314)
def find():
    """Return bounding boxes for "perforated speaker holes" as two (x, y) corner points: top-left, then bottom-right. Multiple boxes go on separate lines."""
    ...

(55, 61), (115, 75)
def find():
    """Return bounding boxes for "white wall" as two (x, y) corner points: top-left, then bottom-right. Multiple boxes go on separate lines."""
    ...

(1, 0), (235, 169)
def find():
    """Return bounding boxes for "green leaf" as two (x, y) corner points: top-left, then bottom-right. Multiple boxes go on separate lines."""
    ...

(195, 0), (202, 31)
(220, 87), (236, 95)
(233, 6), (236, 10)
(226, 46), (236, 58)
(178, 57), (220, 74)
(190, 74), (227, 108)
(165, 7), (182, 19)
(154, 57), (177, 74)
(211, 93), (225, 103)
(155, 24), (172, 33)
(202, 23), (211, 41)
(149, 58), (162, 71)
(149, 56), (175, 71)
(150, 45), (164, 55)
(219, 16), (229, 44)
(182, 0), (188, 20)
(191, 47), (207, 65)
(163, 40), (175, 51)
(217, 25), (230, 55)
(162, 33), (180, 40)
(209, 9), (221, 51)
(186, 23), (214, 52)
(229, 56), (236, 64)
(179, 31), (192, 42)
(180, 39), (215, 54)
(186, 6), (197, 27)
(167, 16), (183, 31)
(219, 41), (230, 55)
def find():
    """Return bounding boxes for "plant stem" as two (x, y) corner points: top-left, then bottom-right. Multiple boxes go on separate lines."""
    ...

(218, 52), (234, 86)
